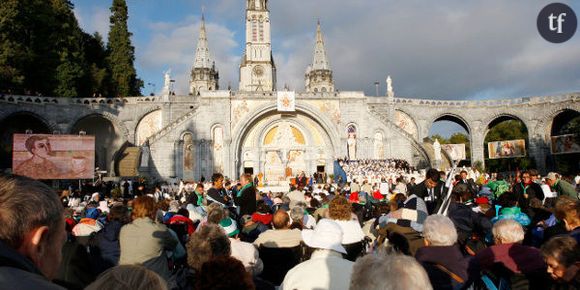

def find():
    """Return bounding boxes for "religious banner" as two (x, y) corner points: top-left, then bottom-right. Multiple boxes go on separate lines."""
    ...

(277, 91), (296, 112)
(13, 134), (95, 180)
(551, 134), (580, 155)
(441, 144), (466, 161)
(487, 139), (526, 159)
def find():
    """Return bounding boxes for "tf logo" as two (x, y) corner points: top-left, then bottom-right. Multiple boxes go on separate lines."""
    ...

(537, 3), (577, 43)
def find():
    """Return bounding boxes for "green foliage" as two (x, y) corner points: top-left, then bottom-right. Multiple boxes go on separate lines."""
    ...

(107, 0), (142, 97)
(484, 119), (527, 142)
(0, 0), (140, 97)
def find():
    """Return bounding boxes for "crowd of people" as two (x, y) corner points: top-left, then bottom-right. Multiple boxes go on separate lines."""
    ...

(338, 158), (413, 184)
(0, 164), (579, 290)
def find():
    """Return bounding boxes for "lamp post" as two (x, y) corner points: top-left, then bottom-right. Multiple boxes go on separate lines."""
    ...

(147, 82), (156, 96)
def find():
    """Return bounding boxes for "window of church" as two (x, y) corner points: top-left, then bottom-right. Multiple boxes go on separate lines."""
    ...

(252, 18), (258, 42)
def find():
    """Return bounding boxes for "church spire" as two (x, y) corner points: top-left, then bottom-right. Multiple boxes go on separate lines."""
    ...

(189, 14), (219, 96)
(305, 21), (334, 93)
(193, 14), (212, 69)
(312, 20), (330, 71)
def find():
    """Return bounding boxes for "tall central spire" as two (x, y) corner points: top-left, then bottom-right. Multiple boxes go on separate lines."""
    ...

(189, 14), (219, 96)
(239, 0), (276, 91)
(305, 21), (334, 93)
(193, 14), (212, 69)
(312, 21), (331, 71)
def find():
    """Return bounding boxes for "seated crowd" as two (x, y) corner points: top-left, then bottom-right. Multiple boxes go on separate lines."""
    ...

(0, 166), (579, 290)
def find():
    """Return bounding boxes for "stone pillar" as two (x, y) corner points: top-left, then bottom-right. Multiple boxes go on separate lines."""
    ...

(528, 130), (548, 174)
(171, 141), (180, 178)
(471, 132), (486, 170)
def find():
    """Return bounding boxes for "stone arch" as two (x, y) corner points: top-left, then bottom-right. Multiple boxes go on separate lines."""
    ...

(393, 109), (419, 139)
(550, 109), (580, 136)
(429, 113), (471, 135)
(482, 112), (529, 137)
(545, 108), (580, 173)
(258, 118), (313, 147)
(135, 109), (162, 145)
(70, 114), (124, 174)
(0, 111), (54, 170)
(534, 107), (580, 142)
(231, 102), (340, 178)
(428, 113), (472, 163)
(483, 114), (530, 170)
(69, 111), (129, 142)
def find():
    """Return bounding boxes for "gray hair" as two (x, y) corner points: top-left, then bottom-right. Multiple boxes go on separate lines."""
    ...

(86, 265), (167, 290)
(492, 219), (524, 244)
(423, 215), (458, 246)
(290, 206), (305, 224)
(349, 252), (432, 290)
(0, 174), (64, 249)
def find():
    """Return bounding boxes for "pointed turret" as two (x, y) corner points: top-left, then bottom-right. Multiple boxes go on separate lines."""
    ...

(305, 21), (334, 93)
(189, 14), (219, 96)
(312, 21), (331, 71)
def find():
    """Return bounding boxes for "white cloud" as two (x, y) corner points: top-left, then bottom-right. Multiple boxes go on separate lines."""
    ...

(73, 5), (110, 40)
(139, 15), (238, 95)
(79, 0), (580, 99)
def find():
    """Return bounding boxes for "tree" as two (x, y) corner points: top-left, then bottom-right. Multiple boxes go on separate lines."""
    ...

(51, 0), (86, 97)
(0, 0), (91, 97)
(79, 32), (110, 97)
(106, 0), (142, 97)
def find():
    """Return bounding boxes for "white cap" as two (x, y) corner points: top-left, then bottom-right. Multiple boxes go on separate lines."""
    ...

(301, 219), (346, 254)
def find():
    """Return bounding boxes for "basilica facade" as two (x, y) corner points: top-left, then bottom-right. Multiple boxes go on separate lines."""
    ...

(0, 0), (578, 181)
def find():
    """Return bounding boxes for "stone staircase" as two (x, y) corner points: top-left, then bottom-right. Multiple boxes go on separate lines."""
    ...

(146, 102), (200, 145)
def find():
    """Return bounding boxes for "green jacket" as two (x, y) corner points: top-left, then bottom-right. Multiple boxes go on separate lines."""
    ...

(554, 179), (578, 199)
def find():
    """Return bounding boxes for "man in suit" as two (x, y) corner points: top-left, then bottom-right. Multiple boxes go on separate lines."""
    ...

(412, 168), (447, 214)
(458, 170), (479, 196)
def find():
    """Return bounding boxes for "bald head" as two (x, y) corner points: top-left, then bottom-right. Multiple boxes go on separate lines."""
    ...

(272, 209), (290, 229)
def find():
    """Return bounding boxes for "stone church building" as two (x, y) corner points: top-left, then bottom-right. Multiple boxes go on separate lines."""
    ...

(0, 0), (578, 182)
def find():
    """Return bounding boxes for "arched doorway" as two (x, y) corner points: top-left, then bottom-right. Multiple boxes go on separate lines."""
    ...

(429, 114), (471, 168)
(0, 113), (51, 170)
(484, 116), (531, 173)
(234, 108), (337, 185)
(549, 109), (580, 174)
(262, 122), (308, 183)
(71, 114), (122, 175)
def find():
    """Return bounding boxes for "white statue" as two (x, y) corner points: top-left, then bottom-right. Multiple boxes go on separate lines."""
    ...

(386, 75), (394, 98)
(140, 141), (150, 168)
(347, 132), (357, 160)
(433, 138), (442, 161)
(162, 69), (171, 96)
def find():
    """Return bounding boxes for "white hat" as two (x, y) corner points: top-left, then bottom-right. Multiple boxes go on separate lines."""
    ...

(301, 219), (346, 254)
(546, 172), (559, 181)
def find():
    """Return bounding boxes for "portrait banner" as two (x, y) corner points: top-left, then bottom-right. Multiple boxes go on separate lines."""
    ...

(441, 144), (466, 161)
(487, 139), (526, 159)
(277, 91), (296, 112)
(551, 134), (580, 155)
(13, 134), (95, 180)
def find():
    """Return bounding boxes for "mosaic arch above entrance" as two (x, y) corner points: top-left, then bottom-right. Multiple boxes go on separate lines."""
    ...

(235, 110), (338, 185)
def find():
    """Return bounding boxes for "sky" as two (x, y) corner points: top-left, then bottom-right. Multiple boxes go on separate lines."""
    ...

(72, 0), (580, 137)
